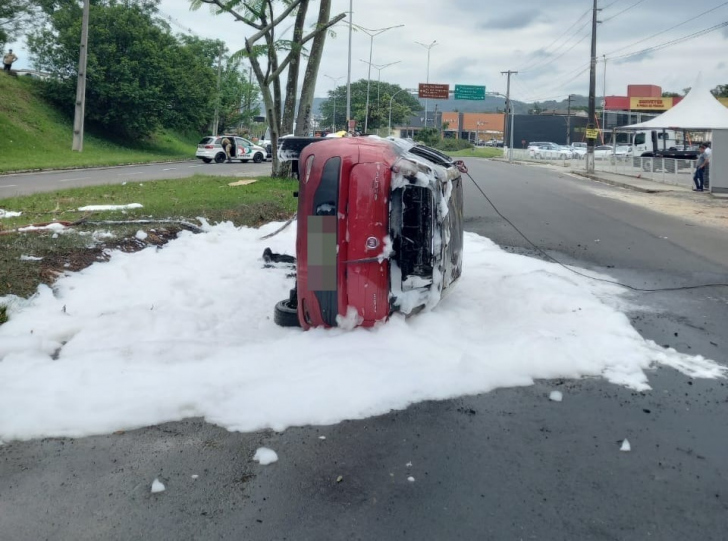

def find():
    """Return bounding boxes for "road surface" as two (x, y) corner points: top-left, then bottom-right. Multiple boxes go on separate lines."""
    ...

(1, 159), (727, 540)
(0, 160), (272, 198)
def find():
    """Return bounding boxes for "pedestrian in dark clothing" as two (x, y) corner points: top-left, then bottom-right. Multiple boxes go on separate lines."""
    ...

(693, 144), (707, 192)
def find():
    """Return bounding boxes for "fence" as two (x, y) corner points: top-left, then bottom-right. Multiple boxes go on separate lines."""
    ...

(503, 148), (696, 188)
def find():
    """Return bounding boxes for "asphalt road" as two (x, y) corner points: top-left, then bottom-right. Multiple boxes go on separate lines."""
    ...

(0, 160), (272, 198)
(1, 159), (727, 540)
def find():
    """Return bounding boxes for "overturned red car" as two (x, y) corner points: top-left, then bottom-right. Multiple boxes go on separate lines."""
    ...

(273, 136), (465, 330)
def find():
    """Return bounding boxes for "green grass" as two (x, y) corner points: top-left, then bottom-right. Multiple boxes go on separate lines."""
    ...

(0, 175), (298, 298)
(0, 74), (198, 173)
(448, 147), (504, 159)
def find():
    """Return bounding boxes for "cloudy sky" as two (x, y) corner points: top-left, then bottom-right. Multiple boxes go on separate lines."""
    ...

(151, 0), (728, 102)
(6, 0), (726, 102)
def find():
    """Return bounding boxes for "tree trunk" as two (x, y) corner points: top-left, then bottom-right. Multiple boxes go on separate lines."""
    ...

(295, 0), (331, 136)
(282, 0), (308, 137)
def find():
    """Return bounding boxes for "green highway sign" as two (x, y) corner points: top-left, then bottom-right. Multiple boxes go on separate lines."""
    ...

(454, 84), (486, 100)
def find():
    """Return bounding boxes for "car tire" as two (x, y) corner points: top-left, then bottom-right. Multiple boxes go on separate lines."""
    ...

(274, 299), (300, 327)
(253, 153), (264, 163)
(202, 158), (212, 163)
(214, 153), (226, 164)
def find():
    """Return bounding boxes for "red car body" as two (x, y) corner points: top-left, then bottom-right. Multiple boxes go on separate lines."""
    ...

(277, 136), (464, 330)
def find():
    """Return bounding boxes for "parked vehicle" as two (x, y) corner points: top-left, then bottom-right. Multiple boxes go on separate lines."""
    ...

(195, 135), (268, 164)
(630, 130), (698, 171)
(532, 142), (572, 160)
(273, 136), (466, 330)
(593, 145), (614, 160)
(570, 142), (587, 159)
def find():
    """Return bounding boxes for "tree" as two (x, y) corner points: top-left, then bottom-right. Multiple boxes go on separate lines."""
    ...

(178, 35), (261, 134)
(661, 91), (681, 97)
(319, 80), (421, 133)
(191, 0), (346, 176)
(28, 0), (217, 138)
(711, 84), (728, 98)
(0, 0), (38, 50)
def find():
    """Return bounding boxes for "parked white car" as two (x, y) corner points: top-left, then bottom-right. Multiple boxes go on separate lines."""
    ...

(531, 142), (572, 160)
(593, 145), (614, 160)
(196, 135), (268, 164)
(570, 142), (587, 159)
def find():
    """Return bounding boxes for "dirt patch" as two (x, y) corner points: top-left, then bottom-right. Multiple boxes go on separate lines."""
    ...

(588, 186), (728, 231)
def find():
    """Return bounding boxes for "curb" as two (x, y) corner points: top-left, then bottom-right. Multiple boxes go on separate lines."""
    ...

(0, 159), (197, 177)
(571, 172), (669, 194)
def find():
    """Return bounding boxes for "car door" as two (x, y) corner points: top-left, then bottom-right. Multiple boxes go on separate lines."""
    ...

(235, 138), (251, 160)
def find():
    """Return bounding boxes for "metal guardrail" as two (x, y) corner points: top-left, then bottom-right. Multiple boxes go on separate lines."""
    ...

(504, 149), (697, 188)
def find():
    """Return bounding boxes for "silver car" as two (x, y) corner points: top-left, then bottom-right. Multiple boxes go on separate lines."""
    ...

(196, 135), (268, 164)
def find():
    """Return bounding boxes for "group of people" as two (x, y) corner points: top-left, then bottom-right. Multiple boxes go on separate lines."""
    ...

(3, 49), (18, 72)
(693, 142), (712, 192)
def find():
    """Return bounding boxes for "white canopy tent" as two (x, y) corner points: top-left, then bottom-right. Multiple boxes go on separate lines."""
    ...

(622, 75), (728, 130)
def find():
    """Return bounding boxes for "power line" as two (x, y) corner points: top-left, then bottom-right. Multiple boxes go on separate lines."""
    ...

(607, 20), (728, 61)
(605, 2), (728, 56)
(601, 0), (647, 23)
(517, 8), (592, 72)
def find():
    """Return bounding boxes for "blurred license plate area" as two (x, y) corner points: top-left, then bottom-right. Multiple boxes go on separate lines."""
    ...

(307, 215), (337, 291)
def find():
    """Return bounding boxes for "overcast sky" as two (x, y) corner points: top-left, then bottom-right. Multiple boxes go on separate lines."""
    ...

(7, 0), (727, 103)
(152, 0), (728, 102)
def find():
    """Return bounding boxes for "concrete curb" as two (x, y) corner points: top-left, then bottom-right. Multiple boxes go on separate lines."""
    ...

(0, 159), (197, 177)
(571, 172), (671, 194)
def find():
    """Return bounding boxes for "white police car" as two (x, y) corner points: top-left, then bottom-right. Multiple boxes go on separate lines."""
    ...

(195, 135), (268, 164)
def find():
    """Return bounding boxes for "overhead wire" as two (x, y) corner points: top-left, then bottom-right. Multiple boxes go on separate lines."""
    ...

(607, 21), (728, 61)
(517, 8), (592, 73)
(601, 0), (647, 23)
(604, 2), (728, 56)
(464, 172), (728, 293)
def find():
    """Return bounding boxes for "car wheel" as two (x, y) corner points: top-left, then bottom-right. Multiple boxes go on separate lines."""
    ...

(642, 159), (652, 171)
(214, 153), (226, 164)
(201, 158), (212, 163)
(253, 153), (264, 163)
(274, 299), (300, 327)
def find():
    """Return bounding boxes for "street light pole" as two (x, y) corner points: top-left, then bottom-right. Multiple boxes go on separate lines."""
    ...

(324, 74), (344, 132)
(415, 40), (437, 128)
(388, 87), (411, 135)
(354, 24), (404, 133)
(360, 60), (400, 132)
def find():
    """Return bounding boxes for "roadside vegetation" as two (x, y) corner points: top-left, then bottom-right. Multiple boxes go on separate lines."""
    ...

(0, 176), (297, 299)
(0, 69), (197, 173)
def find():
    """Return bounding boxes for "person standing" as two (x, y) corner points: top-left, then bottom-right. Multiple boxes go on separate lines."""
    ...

(221, 136), (233, 162)
(3, 49), (18, 72)
(703, 142), (712, 189)
(693, 144), (707, 192)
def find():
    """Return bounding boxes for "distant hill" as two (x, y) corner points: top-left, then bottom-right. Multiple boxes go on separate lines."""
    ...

(313, 95), (592, 116)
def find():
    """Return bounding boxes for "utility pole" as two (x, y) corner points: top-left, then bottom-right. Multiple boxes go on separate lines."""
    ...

(586, 0), (600, 173)
(212, 46), (223, 136)
(346, 0), (352, 132)
(501, 70), (517, 162)
(566, 94), (574, 145)
(71, 0), (90, 152)
(602, 54), (607, 144)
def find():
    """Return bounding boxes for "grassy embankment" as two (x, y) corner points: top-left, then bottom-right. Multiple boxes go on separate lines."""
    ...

(0, 74), (196, 173)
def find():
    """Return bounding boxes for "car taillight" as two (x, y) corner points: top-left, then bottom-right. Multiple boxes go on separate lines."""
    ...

(303, 155), (314, 184)
(205, 145), (214, 149)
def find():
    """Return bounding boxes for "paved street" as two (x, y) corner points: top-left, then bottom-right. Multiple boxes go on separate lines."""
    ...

(0, 160), (272, 197)
(1, 159), (727, 540)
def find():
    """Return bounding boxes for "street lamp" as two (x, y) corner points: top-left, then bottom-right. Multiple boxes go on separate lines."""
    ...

(324, 74), (345, 132)
(360, 59), (401, 130)
(388, 87), (412, 135)
(475, 121), (485, 145)
(353, 23), (405, 133)
(415, 40), (437, 128)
